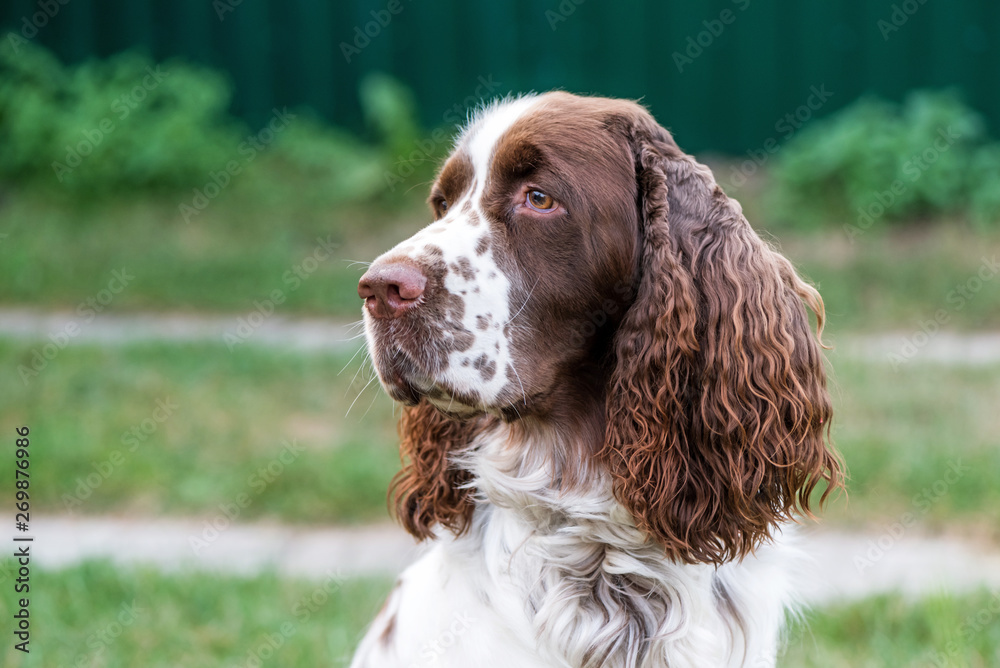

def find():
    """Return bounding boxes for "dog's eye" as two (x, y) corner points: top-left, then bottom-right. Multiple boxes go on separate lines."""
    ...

(432, 198), (449, 218)
(526, 190), (556, 212)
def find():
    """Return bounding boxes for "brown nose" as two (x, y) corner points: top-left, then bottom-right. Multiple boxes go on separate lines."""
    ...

(358, 262), (427, 319)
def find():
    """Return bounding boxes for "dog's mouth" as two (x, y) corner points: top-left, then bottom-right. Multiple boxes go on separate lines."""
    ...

(375, 349), (430, 406)
(370, 343), (483, 416)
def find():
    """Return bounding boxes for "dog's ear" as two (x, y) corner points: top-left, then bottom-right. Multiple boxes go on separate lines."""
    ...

(390, 400), (479, 540)
(601, 110), (843, 564)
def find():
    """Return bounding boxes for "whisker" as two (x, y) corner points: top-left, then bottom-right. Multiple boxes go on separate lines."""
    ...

(351, 349), (374, 387)
(405, 179), (436, 195)
(338, 342), (369, 377)
(504, 277), (540, 326)
(361, 385), (384, 419)
(392, 157), (437, 167)
(508, 362), (527, 407)
(342, 259), (372, 270)
(346, 373), (379, 417)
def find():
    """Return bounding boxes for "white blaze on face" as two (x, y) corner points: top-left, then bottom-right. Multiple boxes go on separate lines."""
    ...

(370, 95), (541, 408)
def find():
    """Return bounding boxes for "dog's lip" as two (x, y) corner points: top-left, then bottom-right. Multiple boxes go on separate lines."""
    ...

(375, 345), (435, 404)
(387, 380), (422, 406)
(375, 346), (484, 413)
(367, 321), (484, 410)
(379, 356), (424, 405)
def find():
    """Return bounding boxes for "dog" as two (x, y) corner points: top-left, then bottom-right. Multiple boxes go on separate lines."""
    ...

(351, 91), (841, 668)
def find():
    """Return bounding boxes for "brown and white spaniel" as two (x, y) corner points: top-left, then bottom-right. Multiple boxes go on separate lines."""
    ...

(351, 92), (842, 668)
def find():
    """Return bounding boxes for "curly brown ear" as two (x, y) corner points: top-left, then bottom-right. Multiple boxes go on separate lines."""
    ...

(602, 115), (843, 565)
(389, 400), (480, 540)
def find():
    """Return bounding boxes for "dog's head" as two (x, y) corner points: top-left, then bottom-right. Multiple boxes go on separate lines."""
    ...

(359, 92), (842, 563)
(360, 94), (642, 416)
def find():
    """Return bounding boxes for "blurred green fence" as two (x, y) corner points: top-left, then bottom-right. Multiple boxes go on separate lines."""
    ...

(1, 0), (998, 153)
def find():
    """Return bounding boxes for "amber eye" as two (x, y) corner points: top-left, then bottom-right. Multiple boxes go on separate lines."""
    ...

(526, 190), (555, 212)
(433, 198), (449, 218)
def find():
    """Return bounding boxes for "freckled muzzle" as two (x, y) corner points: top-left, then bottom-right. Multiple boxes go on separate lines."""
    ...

(359, 217), (520, 413)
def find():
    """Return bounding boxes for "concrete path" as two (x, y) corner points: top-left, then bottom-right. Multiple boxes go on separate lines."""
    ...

(3, 307), (1000, 363)
(836, 331), (1000, 365)
(22, 516), (1000, 606)
(25, 516), (420, 579)
(0, 307), (364, 352)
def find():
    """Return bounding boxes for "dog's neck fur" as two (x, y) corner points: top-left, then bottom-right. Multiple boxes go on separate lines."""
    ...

(448, 423), (773, 668)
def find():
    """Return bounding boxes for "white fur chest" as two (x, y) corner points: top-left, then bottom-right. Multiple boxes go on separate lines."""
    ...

(350, 490), (799, 668)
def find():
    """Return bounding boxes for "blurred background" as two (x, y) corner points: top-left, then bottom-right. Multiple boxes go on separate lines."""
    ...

(1, 0), (999, 666)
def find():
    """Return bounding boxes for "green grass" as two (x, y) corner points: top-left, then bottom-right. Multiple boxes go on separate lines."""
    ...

(0, 561), (996, 666)
(0, 185), (426, 316)
(782, 590), (1000, 667)
(2, 186), (999, 331)
(0, 560), (392, 667)
(2, 338), (999, 533)
(824, 352), (1000, 534)
(780, 224), (1000, 332)
(0, 339), (400, 524)
(727, 167), (1000, 332)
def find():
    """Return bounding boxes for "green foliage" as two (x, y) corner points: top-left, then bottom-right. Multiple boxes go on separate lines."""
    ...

(243, 113), (390, 210)
(968, 144), (1000, 226)
(359, 72), (422, 158)
(769, 90), (1000, 230)
(0, 41), (241, 192)
(0, 42), (427, 204)
(239, 73), (427, 210)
